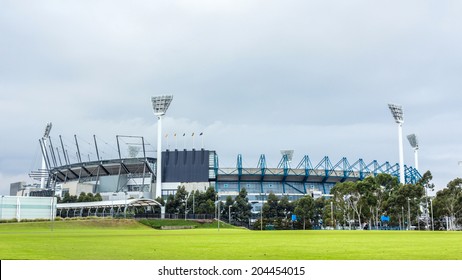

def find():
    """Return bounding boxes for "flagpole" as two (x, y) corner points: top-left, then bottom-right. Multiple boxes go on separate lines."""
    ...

(192, 133), (195, 149)
(174, 133), (177, 150)
(200, 132), (204, 149)
(183, 133), (186, 150)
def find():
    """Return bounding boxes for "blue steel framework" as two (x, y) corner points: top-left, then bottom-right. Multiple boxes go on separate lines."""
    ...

(214, 154), (421, 198)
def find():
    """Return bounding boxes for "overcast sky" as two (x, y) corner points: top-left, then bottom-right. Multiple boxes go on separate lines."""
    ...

(1, 0), (462, 195)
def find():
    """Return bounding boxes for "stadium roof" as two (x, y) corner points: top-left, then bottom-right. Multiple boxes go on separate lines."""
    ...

(56, 198), (161, 210)
(49, 157), (156, 182)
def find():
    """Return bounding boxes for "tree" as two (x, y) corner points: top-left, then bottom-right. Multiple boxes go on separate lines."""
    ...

(262, 192), (279, 219)
(312, 198), (325, 229)
(433, 178), (462, 230)
(294, 195), (314, 230)
(94, 193), (103, 202)
(331, 181), (365, 228)
(234, 188), (252, 224)
(77, 192), (87, 202)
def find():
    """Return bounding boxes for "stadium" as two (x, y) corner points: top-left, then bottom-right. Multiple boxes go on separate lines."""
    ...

(12, 96), (421, 220)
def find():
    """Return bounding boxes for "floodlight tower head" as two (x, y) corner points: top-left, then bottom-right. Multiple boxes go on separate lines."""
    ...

(280, 150), (294, 162)
(151, 95), (173, 116)
(407, 134), (419, 150)
(43, 122), (52, 139)
(388, 104), (404, 124)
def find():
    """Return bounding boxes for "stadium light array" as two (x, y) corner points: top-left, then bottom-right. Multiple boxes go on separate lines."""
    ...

(151, 96), (173, 116)
(43, 122), (52, 138)
(41, 122), (52, 188)
(388, 104), (405, 184)
(407, 134), (419, 171)
(151, 95), (173, 200)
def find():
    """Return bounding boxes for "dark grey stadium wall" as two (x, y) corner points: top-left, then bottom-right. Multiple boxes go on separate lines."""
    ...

(162, 149), (210, 183)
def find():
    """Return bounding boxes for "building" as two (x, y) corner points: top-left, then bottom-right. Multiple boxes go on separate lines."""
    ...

(38, 148), (421, 203)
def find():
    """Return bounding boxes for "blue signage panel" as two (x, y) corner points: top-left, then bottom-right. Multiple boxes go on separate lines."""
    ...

(292, 214), (297, 221)
(381, 215), (390, 222)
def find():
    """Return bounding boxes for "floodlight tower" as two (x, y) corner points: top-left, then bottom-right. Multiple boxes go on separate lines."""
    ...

(388, 104), (405, 184)
(280, 150), (294, 168)
(151, 95), (173, 199)
(407, 134), (419, 171)
(40, 122), (52, 188)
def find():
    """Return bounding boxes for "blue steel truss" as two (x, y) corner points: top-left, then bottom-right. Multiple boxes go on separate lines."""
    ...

(215, 154), (422, 195)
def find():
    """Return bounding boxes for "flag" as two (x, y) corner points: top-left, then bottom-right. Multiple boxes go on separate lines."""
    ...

(174, 133), (177, 137)
(183, 133), (186, 137)
(192, 132), (195, 137)
(199, 132), (203, 136)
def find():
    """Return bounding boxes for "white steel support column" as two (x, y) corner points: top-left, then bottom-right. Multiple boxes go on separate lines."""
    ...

(156, 115), (162, 199)
(398, 123), (405, 184)
(407, 134), (419, 173)
(388, 104), (405, 184)
(40, 152), (47, 188)
(151, 95), (173, 201)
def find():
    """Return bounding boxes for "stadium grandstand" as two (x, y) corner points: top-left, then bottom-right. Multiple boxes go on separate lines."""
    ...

(15, 96), (422, 218)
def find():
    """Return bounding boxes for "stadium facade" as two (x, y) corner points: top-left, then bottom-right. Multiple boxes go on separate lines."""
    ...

(27, 146), (421, 207)
(19, 97), (421, 207)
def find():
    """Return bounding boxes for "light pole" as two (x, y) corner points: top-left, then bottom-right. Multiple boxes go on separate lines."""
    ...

(401, 206), (404, 230)
(228, 205), (232, 224)
(407, 134), (419, 171)
(330, 201), (334, 230)
(218, 198), (220, 231)
(124, 191), (127, 219)
(151, 95), (173, 200)
(111, 193), (117, 218)
(407, 197), (411, 230)
(41, 123), (52, 189)
(388, 104), (405, 184)
(430, 198), (434, 231)
(260, 193), (264, 231)
(185, 192), (191, 221)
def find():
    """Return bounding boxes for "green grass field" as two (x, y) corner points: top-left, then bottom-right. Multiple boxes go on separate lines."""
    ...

(0, 219), (461, 260)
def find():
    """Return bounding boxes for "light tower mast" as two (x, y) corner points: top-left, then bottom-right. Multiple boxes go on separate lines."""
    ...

(151, 95), (173, 199)
(407, 134), (419, 171)
(388, 104), (405, 184)
(41, 123), (52, 188)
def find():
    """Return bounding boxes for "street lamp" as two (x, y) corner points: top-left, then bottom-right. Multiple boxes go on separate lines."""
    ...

(124, 191), (128, 219)
(228, 205), (232, 224)
(185, 192), (191, 221)
(407, 197), (411, 230)
(111, 193), (117, 218)
(330, 201), (334, 230)
(261, 193), (264, 231)
(388, 104), (405, 184)
(151, 95), (173, 200)
(430, 198), (434, 231)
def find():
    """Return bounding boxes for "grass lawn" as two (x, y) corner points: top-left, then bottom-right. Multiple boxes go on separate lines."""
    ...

(0, 219), (461, 260)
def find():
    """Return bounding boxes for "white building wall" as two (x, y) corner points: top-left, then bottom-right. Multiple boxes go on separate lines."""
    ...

(0, 196), (56, 221)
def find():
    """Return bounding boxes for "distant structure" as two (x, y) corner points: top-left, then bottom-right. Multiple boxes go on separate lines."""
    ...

(151, 95), (173, 199)
(388, 103), (405, 184)
(407, 134), (419, 171)
(24, 101), (421, 207)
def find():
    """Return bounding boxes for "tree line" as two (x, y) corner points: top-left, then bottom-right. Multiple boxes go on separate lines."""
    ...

(160, 171), (462, 230)
(58, 192), (103, 203)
